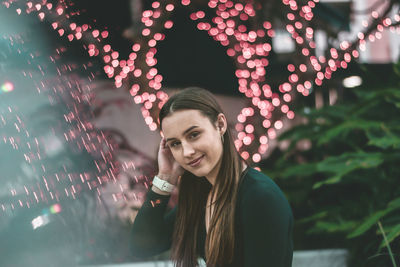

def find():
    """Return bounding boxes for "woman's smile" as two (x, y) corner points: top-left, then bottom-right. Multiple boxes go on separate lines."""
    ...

(188, 155), (204, 167)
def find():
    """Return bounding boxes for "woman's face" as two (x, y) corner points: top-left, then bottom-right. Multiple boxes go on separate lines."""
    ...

(161, 109), (226, 183)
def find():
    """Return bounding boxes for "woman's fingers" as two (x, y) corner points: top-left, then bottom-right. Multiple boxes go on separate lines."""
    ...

(158, 138), (173, 166)
(159, 138), (164, 149)
(160, 137), (169, 150)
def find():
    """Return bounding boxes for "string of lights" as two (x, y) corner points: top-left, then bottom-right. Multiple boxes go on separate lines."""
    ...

(2, 0), (399, 166)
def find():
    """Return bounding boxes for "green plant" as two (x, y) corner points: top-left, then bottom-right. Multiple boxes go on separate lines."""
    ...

(263, 65), (400, 266)
(378, 221), (397, 267)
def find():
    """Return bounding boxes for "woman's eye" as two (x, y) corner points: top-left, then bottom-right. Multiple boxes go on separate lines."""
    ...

(189, 132), (199, 139)
(170, 142), (180, 148)
(169, 132), (199, 148)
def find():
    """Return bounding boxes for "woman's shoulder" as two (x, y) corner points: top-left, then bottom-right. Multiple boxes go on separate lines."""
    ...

(239, 167), (291, 210)
(240, 167), (282, 193)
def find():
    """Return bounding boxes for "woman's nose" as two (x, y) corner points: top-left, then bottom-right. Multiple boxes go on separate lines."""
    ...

(182, 142), (195, 157)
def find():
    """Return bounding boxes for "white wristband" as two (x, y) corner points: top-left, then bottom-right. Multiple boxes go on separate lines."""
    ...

(152, 175), (175, 193)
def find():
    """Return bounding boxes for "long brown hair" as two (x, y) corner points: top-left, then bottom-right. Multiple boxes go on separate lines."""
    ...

(159, 87), (244, 267)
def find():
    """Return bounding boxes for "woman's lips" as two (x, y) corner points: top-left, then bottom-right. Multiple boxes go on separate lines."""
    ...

(189, 155), (204, 167)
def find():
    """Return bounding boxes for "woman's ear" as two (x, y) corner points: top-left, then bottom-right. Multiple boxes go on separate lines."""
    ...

(216, 113), (227, 135)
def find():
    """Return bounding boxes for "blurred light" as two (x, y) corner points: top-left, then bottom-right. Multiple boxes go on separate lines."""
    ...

(241, 151), (249, 160)
(50, 203), (62, 214)
(252, 153), (261, 162)
(287, 111), (295, 119)
(274, 120), (283, 130)
(343, 76), (362, 88)
(32, 214), (50, 230)
(1, 82), (14, 93)
(44, 133), (64, 157)
(272, 30), (295, 53)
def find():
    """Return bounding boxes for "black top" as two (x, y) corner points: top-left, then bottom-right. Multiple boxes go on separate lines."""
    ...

(131, 167), (293, 266)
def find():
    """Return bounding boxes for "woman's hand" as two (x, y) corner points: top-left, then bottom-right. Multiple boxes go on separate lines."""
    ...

(157, 138), (184, 185)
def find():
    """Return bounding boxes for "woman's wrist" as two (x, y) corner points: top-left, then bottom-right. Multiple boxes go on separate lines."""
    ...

(156, 173), (178, 185)
(150, 173), (177, 196)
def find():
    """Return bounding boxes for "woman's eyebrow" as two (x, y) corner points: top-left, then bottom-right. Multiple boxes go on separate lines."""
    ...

(165, 126), (199, 143)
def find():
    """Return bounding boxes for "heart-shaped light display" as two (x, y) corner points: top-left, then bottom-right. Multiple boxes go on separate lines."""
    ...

(2, 0), (399, 166)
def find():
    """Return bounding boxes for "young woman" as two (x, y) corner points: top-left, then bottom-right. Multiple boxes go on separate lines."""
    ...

(131, 87), (293, 267)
